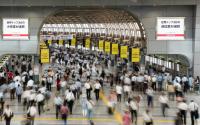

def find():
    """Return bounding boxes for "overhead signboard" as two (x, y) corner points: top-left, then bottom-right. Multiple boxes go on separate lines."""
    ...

(85, 38), (91, 49)
(71, 38), (76, 46)
(120, 46), (128, 58)
(99, 40), (104, 50)
(131, 48), (140, 62)
(2, 18), (29, 40)
(40, 49), (50, 63)
(59, 39), (63, 45)
(112, 43), (119, 55)
(156, 17), (185, 40)
(105, 41), (111, 53)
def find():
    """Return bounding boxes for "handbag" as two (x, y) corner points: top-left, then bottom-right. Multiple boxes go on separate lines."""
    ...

(194, 110), (199, 119)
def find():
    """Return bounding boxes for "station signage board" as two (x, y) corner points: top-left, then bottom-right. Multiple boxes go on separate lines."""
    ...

(156, 17), (185, 40)
(2, 18), (29, 40)
(105, 41), (111, 53)
(99, 40), (104, 50)
(59, 39), (63, 45)
(120, 46), (128, 58)
(48, 39), (52, 45)
(112, 43), (119, 55)
(85, 38), (91, 49)
(40, 48), (50, 63)
(131, 48), (140, 62)
(71, 38), (76, 46)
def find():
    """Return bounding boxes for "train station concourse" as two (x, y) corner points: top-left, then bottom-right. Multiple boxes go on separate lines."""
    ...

(1, 0), (200, 125)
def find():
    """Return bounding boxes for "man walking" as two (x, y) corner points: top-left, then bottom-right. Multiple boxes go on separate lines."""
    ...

(188, 100), (199, 125)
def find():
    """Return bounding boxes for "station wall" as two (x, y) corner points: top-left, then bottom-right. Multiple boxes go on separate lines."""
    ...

(127, 6), (194, 68)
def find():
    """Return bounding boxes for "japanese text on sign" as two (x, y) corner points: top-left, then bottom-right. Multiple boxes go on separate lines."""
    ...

(105, 42), (111, 53)
(112, 44), (119, 55)
(157, 17), (185, 40)
(132, 48), (140, 62)
(3, 18), (29, 40)
(99, 40), (104, 50)
(85, 38), (91, 49)
(40, 49), (50, 63)
(120, 46), (128, 58)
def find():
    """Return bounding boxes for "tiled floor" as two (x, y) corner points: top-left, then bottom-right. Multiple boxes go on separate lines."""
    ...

(1, 64), (200, 125)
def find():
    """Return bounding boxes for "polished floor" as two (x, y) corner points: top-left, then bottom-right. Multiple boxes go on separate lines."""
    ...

(1, 64), (200, 125)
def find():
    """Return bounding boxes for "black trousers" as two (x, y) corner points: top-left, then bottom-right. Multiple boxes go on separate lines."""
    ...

(67, 100), (74, 114)
(161, 103), (167, 117)
(10, 89), (15, 100)
(180, 110), (187, 125)
(56, 105), (61, 119)
(95, 89), (100, 101)
(38, 101), (43, 115)
(152, 82), (156, 91)
(86, 89), (91, 99)
(5, 118), (11, 125)
(117, 94), (121, 102)
(17, 94), (21, 103)
(147, 95), (153, 108)
(130, 109), (137, 124)
(190, 111), (196, 125)
(47, 83), (52, 91)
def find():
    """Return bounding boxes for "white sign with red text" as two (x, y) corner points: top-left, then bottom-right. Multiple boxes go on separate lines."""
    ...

(3, 18), (29, 40)
(157, 17), (185, 40)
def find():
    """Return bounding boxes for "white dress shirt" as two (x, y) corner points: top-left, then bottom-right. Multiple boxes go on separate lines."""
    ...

(94, 83), (101, 89)
(178, 102), (188, 110)
(188, 102), (199, 111)
(116, 85), (122, 94)
(159, 95), (168, 104)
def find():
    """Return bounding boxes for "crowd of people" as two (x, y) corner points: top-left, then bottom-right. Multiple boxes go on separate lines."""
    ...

(0, 42), (199, 125)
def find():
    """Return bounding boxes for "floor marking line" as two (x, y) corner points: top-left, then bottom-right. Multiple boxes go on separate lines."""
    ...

(99, 91), (123, 124)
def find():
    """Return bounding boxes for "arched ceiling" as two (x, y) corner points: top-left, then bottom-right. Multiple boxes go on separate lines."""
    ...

(40, 9), (146, 48)
(44, 9), (137, 24)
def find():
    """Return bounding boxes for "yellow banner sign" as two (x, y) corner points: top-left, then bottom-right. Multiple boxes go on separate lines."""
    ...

(59, 40), (64, 45)
(40, 49), (50, 63)
(48, 40), (52, 45)
(85, 38), (91, 49)
(120, 46), (128, 58)
(132, 48), (140, 62)
(40, 42), (47, 49)
(105, 41), (111, 53)
(112, 43), (119, 55)
(71, 38), (76, 46)
(99, 40), (104, 50)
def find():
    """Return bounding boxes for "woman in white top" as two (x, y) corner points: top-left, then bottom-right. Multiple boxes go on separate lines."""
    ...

(116, 83), (123, 102)
(158, 93), (169, 117)
(143, 109), (153, 125)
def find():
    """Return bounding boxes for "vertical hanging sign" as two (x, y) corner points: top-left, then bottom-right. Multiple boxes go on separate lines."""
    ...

(85, 38), (91, 49)
(71, 38), (76, 46)
(131, 48), (140, 62)
(48, 39), (52, 45)
(40, 49), (50, 63)
(59, 39), (63, 45)
(99, 40), (104, 50)
(105, 41), (111, 53)
(120, 46), (128, 58)
(112, 43), (119, 55)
